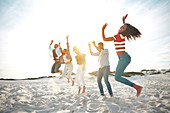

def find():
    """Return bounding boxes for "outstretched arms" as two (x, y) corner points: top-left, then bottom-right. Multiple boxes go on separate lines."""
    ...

(102, 14), (128, 41)
(102, 23), (114, 41)
(122, 14), (128, 24)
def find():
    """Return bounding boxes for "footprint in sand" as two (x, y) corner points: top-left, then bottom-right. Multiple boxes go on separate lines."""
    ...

(87, 102), (101, 112)
(105, 101), (120, 112)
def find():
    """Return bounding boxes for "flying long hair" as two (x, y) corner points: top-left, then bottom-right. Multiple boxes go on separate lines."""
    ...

(120, 23), (142, 40)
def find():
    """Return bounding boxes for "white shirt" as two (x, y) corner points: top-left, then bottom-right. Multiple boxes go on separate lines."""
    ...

(63, 54), (71, 63)
(92, 49), (110, 68)
(49, 45), (61, 59)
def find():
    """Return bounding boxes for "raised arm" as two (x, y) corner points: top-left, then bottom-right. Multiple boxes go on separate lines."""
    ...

(88, 43), (93, 55)
(92, 41), (101, 52)
(49, 40), (54, 50)
(102, 23), (114, 41)
(122, 14), (128, 24)
(50, 40), (54, 45)
(66, 35), (70, 52)
(58, 42), (63, 53)
(58, 42), (61, 49)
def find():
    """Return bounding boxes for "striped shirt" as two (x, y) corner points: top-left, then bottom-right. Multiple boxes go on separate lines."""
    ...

(113, 34), (125, 52)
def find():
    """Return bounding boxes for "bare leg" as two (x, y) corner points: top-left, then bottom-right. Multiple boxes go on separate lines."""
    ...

(133, 84), (143, 97)
(78, 86), (81, 95)
(67, 78), (70, 83)
(82, 86), (85, 94)
(72, 80), (74, 86)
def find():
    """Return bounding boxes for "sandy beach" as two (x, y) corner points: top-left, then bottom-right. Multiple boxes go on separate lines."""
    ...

(0, 73), (169, 113)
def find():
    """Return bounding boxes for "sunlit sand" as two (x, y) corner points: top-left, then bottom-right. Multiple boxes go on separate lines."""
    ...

(0, 73), (169, 112)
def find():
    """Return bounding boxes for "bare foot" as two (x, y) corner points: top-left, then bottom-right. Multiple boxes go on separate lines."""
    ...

(72, 80), (74, 86)
(67, 78), (70, 83)
(82, 86), (85, 94)
(136, 86), (143, 97)
(133, 84), (143, 97)
(78, 87), (81, 95)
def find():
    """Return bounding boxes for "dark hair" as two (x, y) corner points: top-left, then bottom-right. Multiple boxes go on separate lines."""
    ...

(120, 23), (141, 40)
(63, 49), (67, 53)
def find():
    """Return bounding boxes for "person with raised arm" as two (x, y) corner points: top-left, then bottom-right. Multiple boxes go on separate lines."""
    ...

(49, 40), (62, 74)
(73, 46), (86, 94)
(102, 14), (143, 97)
(88, 41), (113, 97)
(61, 35), (74, 86)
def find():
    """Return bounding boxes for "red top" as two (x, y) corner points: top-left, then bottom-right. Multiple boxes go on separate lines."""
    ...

(113, 34), (125, 53)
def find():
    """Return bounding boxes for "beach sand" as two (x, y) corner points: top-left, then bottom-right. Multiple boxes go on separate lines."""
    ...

(0, 73), (170, 113)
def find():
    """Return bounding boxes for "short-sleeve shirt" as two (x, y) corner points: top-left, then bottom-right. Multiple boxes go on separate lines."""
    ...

(75, 54), (86, 65)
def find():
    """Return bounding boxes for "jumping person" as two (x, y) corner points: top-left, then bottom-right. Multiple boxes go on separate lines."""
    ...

(73, 46), (86, 94)
(49, 40), (62, 74)
(88, 41), (113, 97)
(62, 35), (74, 86)
(102, 14), (143, 97)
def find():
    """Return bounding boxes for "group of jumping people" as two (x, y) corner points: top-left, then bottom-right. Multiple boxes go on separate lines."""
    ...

(49, 14), (143, 97)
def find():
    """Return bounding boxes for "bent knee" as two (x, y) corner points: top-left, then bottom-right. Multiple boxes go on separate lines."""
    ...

(115, 76), (121, 81)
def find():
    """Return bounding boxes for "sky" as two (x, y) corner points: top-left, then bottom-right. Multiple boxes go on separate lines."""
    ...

(0, 0), (170, 79)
